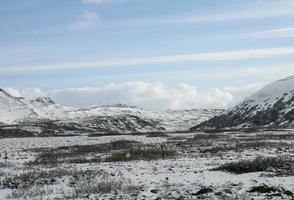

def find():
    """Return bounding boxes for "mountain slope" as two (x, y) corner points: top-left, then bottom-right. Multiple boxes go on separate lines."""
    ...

(30, 97), (76, 120)
(0, 89), (38, 124)
(28, 97), (224, 131)
(32, 102), (223, 132)
(191, 76), (294, 130)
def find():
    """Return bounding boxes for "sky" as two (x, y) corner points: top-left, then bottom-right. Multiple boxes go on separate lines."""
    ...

(2, 0), (294, 110)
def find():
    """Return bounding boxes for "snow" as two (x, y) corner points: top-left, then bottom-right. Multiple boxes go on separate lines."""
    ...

(0, 130), (293, 199)
(0, 89), (38, 124)
(0, 135), (167, 165)
(224, 75), (294, 116)
(32, 104), (222, 131)
(246, 75), (294, 109)
(1, 78), (294, 199)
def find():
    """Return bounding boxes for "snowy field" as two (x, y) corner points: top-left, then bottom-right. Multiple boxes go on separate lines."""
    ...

(0, 131), (293, 200)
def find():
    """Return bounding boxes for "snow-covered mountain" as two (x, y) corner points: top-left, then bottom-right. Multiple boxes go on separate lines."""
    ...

(0, 89), (38, 124)
(30, 100), (222, 131)
(0, 89), (223, 135)
(30, 96), (76, 120)
(191, 75), (294, 130)
(33, 104), (223, 133)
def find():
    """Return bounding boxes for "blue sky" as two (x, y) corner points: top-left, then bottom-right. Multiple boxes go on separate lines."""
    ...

(2, 0), (294, 109)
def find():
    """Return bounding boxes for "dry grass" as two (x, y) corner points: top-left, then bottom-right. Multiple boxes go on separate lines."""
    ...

(248, 184), (293, 197)
(64, 180), (144, 199)
(213, 156), (294, 175)
(28, 140), (175, 165)
(1, 169), (104, 190)
(28, 140), (141, 166)
(106, 146), (176, 162)
(200, 141), (291, 154)
(145, 132), (169, 138)
(8, 186), (54, 199)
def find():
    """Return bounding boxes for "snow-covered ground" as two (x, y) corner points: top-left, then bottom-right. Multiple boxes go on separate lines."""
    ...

(0, 130), (293, 199)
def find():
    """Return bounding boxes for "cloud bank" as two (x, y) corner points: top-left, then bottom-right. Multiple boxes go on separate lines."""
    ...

(250, 27), (294, 38)
(8, 82), (264, 110)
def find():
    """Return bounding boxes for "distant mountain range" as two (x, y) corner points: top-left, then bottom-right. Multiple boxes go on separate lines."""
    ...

(192, 75), (294, 131)
(0, 89), (223, 137)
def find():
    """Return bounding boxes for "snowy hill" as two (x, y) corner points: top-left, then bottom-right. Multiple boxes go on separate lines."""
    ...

(191, 76), (294, 130)
(30, 96), (76, 120)
(30, 100), (222, 131)
(32, 104), (222, 133)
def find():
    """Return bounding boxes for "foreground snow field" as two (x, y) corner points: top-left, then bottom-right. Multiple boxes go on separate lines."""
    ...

(0, 131), (293, 200)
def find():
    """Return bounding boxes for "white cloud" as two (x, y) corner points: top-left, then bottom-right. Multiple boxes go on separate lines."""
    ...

(223, 83), (264, 94)
(2, 47), (294, 73)
(7, 82), (263, 110)
(154, 9), (294, 25)
(222, 82), (265, 106)
(250, 27), (294, 38)
(79, 1), (294, 26)
(108, 4), (294, 27)
(48, 82), (235, 109)
(238, 65), (294, 81)
(21, 88), (46, 100)
(71, 11), (100, 30)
